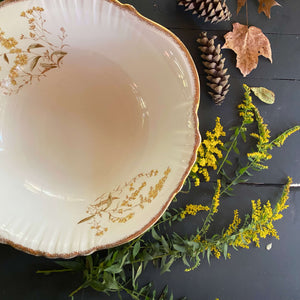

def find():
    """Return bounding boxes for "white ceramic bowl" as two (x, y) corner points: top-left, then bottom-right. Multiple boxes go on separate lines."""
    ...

(0, 0), (200, 257)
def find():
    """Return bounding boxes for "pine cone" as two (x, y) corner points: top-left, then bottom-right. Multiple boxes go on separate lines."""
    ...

(178, 0), (231, 24)
(197, 32), (230, 105)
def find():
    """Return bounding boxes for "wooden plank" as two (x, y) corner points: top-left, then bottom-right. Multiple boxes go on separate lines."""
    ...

(198, 76), (300, 184)
(170, 29), (300, 80)
(120, 0), (300, 35)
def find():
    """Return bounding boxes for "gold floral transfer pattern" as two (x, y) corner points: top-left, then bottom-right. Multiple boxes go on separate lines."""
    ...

(78, 167), (171, 237)
(0, 6), (68, 95)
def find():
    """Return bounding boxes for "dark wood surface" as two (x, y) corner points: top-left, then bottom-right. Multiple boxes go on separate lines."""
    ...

(0, 0), (299, 299)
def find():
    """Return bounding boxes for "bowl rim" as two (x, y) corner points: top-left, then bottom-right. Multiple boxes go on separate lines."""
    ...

(0, 0), (201, 258)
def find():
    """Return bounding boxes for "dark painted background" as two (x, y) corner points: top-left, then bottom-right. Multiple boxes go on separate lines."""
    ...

(0, 0), (299, 299)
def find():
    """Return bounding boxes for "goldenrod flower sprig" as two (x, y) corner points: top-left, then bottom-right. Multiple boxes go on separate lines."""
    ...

(197, 179), (221, 237)
(217, 84), (255, 174)
(224, 177), (292, 250)
(190, 117), (225, 186)
(42, 177), (292, 297)
(180, 204), (210, 219)
(181, 177), (293, 265)
(219, 84), (300, 197)
(37, 84), (299, 299)
(38, 176), (294, 294)
(223, 209), (241, 237)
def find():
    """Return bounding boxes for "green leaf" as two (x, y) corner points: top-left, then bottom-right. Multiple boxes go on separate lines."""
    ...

(207, 248), (211, 265)
(239, 179), (248, 183)
(160, 257), (175, 274)
(143, 251), (153, 262)
(224, 190), (233, 196)
(233, 146), (240, 155)
(139, 282), (153, 297)
(250, 87), (275, 104)
(220, 145), (228, 152)
(132, 241), (140, 258)
(223, 243), (228, 259)
(239, 167), (248, 175)
(119, 253), (129, 268)
(161, 236), (170, 252)
(151, 228), (161, 241)
(182, 254), (190, 267)
(173, 244), (186, 253)
(225, 160), (232, 166)
(241, 131), (247, 142)
(54, 260), (83, 271)
(111, 249), (119, 264)
(132, 262), (143, 289)
(245, 169), (253, 176)
(135, 262), (143, 281)
(86, 255), (93, 273)
(90, 280), (105, 291)
(120, 270), (126, 282)
(103, 272), (119, 290)
(224, 141), (232, 148)
(158, 285), (168, 300)
(104, 264), (122, 274)
(234, 127), (239, 136)
(106, 278), (119, 291)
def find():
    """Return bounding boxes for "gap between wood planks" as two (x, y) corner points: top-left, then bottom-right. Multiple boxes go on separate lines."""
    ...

(238, 182), (300, 188)
(205, 181), (300, 188)
(167, 27), (300, 36)
(199, 74), (300, 82)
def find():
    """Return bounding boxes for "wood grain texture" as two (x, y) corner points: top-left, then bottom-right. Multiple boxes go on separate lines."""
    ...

(0, 0), (299, 299)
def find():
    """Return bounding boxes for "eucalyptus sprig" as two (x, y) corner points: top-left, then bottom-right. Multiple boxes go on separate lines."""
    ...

(38, 177), (293, 298)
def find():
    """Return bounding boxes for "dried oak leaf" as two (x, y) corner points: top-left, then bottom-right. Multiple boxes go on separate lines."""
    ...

(237, 0), (246, 14)
(222, 23), (272, 77)
(258, 0), (281, 18)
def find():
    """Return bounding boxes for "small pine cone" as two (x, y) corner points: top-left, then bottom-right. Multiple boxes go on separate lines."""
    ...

(178, 0), (231, 24)
(197, 32), (230, 105)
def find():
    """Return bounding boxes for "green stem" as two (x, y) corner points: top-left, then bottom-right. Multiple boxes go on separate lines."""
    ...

(153, 212), (181, 228)
(220, 163), (251, 196)
(36, 268), (73, 274)
(119, 284), (150, 300)
(198, 204), (216, 237)
(69, 282), (88, 297)
(217, 122), (246, 174)
(179, 177), (192, 194)
(219, 130), (291, 197)
(130, 252), (173, 265)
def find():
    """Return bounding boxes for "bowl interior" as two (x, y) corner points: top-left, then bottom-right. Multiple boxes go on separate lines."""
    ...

(0, 0), (199, 256)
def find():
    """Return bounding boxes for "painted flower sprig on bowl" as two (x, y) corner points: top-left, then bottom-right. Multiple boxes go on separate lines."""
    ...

(37, 84), (300, 299)
(0, 6), (68, 95)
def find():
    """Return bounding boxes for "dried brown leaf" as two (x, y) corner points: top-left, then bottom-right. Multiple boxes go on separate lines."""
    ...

(250, 87), (275, 104)
(237, 0), (247, 14)
(222, 23), (272, 77)
(258, 0), (281, 18)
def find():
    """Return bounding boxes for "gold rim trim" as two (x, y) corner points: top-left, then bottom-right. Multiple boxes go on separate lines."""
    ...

(0, 0), (201, 258)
